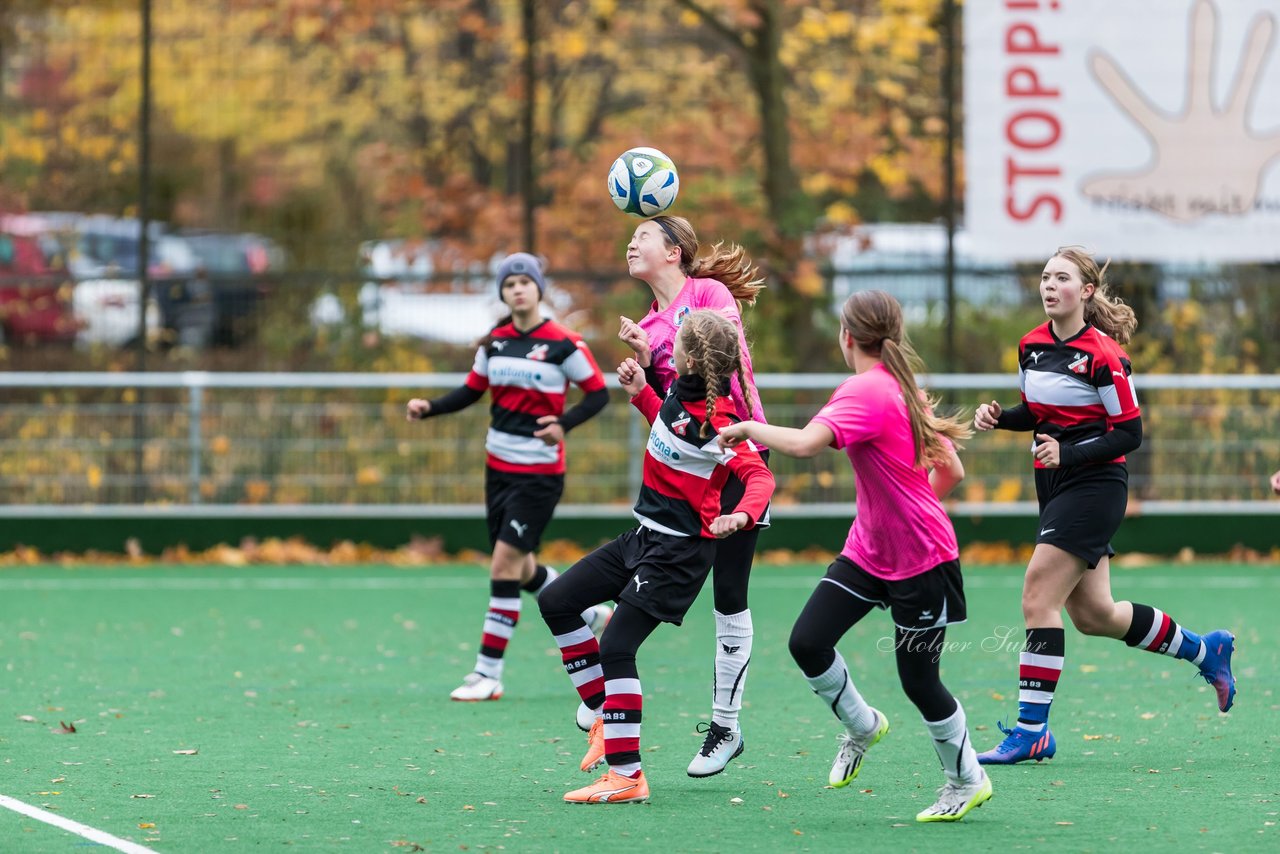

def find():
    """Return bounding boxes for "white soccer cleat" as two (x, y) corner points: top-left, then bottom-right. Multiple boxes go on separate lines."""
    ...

(449, 672), (503, 702)
(587, 604), (614, 635)
(916, 772), (993, 822)
(687, 721), (745, 778)
(829, 708), (889, 787)
(575, 701), (600, 733)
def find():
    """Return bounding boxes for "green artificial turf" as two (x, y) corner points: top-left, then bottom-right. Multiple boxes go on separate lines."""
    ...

(1, 563), (1274, 852)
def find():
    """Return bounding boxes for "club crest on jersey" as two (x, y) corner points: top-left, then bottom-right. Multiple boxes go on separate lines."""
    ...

(1068, 352), (1089, 374)
(527, 343), (550, 361)
(671, 412), (692, 437)
(674, 306), (691, 327)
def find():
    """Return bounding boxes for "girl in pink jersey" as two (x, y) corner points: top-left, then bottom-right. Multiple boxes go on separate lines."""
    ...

(973, 247), (1235, 766)
(718, 290), (992, 823)
(615, 215), (769, 778)
(407, 253), (612, 703)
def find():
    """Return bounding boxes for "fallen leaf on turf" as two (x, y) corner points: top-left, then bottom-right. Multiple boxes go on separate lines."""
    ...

(56, 722), (76, 734)
(462, 805), (475, 811)
(792, 829), (803, 836)
(173, 749), (198, 755)
(860, 789), (873, 794)
(1148, 769), (1160, 774)
(990, 692), (1005, 701)
(778, 790), (789, 798)
(51, 777), (64, 784)
(1140, 712), (1157, 720)
(1055, 821), (1073, 826)
(730, 797), (743, 804)
(1083, 734), (1102, 740)
(18, 715), (37, 723)
(1079, 664), (1098, 673)
(391, 843), (425, 852)
(131, 794), (155, 799)
(138, 823), (155, 829)
(234, 804), (248, 810)
(416, 797), (426, 804)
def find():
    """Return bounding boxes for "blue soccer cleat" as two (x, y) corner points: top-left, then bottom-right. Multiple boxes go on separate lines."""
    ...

(976, 720), (1056, 765)
(1197, 629), (1236, 713)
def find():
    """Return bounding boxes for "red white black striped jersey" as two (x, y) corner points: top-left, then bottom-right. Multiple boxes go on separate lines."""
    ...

(466, 320), (606, 475)
(1017, 321), (1141, 468)
(630, 377), (774, 538)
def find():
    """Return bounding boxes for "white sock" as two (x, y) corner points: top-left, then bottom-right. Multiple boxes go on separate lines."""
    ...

(805, 651), (876, 735)
(924, 702), (983, 785)
(712, 609), (753, 729)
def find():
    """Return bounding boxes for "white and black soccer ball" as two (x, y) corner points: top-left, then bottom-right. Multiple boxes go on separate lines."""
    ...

(608, 146), (680, 217)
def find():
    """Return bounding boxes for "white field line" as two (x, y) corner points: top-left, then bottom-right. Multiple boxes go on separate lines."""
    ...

(0, 574), (1274, 592)
(0, 793), (159, 854)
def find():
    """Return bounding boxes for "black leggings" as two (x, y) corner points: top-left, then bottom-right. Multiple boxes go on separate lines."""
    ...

(788, 580), (958, 722)
(711, 449), (769, 615)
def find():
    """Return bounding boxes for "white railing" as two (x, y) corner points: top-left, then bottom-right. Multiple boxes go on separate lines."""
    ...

(0, 372), (1277, 515)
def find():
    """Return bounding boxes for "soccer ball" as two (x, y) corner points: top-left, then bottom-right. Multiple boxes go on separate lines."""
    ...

(608, 147), (680, 217)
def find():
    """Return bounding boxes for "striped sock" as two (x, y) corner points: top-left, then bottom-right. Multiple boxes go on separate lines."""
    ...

(548, 621), (606, 711)
(1123, 604), (1207, 666)
(1017, 628), (1065, 732)
(603, 675), (643, 778)
(474, 580), (521, 679)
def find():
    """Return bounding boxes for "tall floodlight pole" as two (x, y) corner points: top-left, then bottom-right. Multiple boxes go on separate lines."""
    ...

(520, 0), (536, 252)
(134, 0), (152, 501)
(942, 0), (958, 371)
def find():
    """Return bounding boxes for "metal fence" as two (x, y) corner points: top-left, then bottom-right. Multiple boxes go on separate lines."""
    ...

(1, 372), (1277, 516)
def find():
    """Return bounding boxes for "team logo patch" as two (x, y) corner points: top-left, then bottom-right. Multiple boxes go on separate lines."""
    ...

(1068, 352), (1089, 374)
(1028, 350), (1042, 364)
(527, 343), (550, 361)
(674, 306), (691, 327)
(671, 412), (692, 437)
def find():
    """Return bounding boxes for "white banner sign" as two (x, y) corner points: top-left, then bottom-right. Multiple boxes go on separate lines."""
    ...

(965, 0), (1280, 262)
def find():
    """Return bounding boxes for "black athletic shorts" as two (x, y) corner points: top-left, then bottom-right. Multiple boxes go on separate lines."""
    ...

(821, 555), (967, 632)
(1033, 463), (1127, 569)
(573, 526), (717, 625)
(485, 467), (564, 552)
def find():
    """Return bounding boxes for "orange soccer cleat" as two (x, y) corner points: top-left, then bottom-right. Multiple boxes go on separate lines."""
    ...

(564, 769), (650, 804)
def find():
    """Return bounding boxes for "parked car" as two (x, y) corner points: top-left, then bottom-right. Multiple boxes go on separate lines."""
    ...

(174, 231), (287, 346)
(313, 240), (568, 344)
(66, 217), (198, 347)
(0, 232), (79, 345)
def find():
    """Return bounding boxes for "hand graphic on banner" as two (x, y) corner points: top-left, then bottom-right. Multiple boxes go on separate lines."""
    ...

(1082, 0), (1280, 223)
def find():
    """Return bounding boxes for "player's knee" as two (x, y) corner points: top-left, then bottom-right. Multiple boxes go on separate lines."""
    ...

(536, 584), (570, 620)
(788, 626), (831, 676)
(1066, 604), (1111, 637)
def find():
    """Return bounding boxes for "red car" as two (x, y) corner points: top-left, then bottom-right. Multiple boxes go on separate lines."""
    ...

(0, 232), (79, 345)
